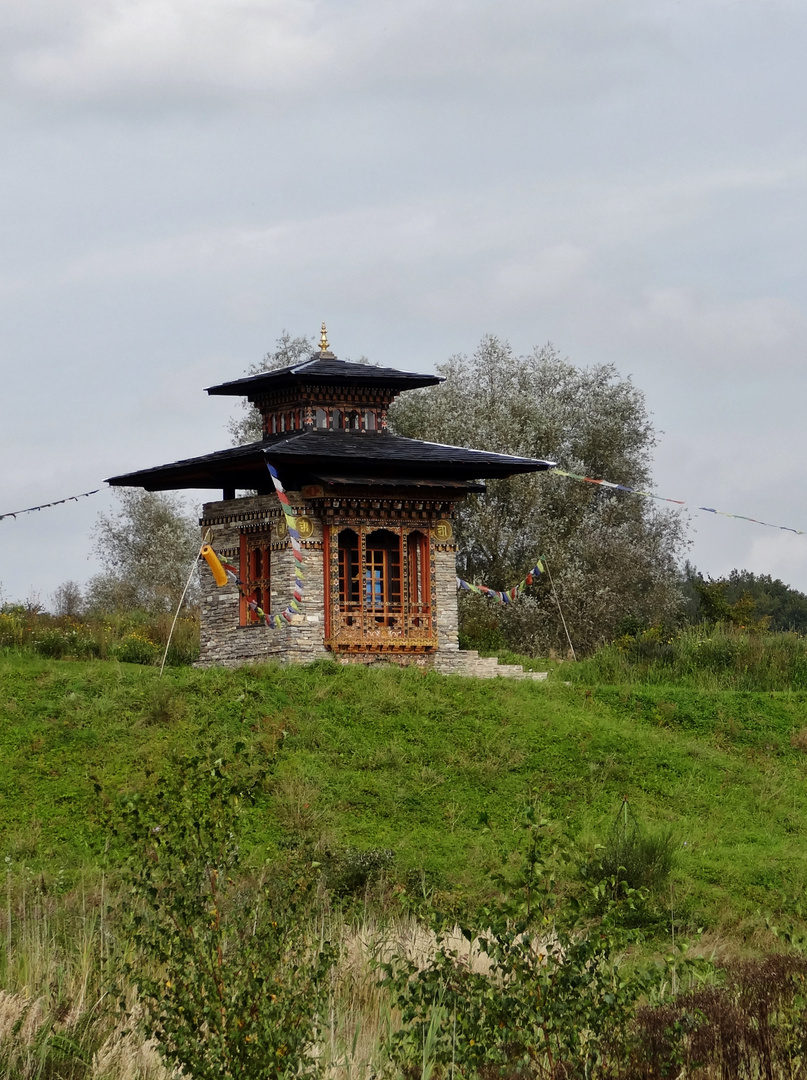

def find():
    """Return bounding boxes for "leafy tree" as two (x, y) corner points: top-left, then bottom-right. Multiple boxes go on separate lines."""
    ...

(229, 330), (314, 445)
(390, 335), (688, 656)
(86, 489), (199, 614)
(50, 579), (84, 617)
(724, 569), (807, 632)
(681, 564), (807, 633)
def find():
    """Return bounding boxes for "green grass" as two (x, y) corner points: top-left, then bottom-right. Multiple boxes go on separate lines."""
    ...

(569, 624), (807, 691)
(3, 653), (807, 939)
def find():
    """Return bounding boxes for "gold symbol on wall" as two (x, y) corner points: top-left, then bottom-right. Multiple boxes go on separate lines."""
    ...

(434, 519), (453, 541)
(276, 516), (314, 540)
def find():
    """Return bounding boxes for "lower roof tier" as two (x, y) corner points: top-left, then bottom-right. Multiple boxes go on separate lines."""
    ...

(106, 430), (555, 493)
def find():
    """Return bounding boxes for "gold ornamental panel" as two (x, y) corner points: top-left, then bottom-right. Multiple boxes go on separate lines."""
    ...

(433, 519), (453, 541)
(276, 515), (314, 540)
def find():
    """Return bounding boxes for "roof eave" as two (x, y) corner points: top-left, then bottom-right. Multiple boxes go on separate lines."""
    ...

(205, 362), (443, 396)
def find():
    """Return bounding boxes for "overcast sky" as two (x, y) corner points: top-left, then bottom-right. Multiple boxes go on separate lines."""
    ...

(2, 0), (806, 607)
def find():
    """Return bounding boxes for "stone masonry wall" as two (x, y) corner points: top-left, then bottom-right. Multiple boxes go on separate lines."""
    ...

(197, 493), (329, 667)
(434, 544), (460, 653)
(197, 494), (461, 669)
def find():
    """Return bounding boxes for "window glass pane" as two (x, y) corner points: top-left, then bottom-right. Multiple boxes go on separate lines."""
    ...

(316, 408), (328, 429)
(365, 530), (401, 609)
(364, 410), (376, 430)
(330, 409), (342, 430)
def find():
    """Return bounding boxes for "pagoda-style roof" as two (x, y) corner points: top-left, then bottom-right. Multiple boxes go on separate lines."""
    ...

(106, 431), (555, 493)
(108, 329), (555, 497)
(205, 352), (441, 398)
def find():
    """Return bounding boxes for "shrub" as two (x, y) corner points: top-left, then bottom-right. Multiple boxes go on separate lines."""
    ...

(111, 632), (160, 665)
(0, 610), (25, 649)
(323, 846), (395, 897)
(32, 628), (70, 659)
(630, 954), (807, 1078)
(584, 802), (675, 899)
(381, 807), (674, 1080)
(572, 624), (807, 691)
(0, 605), (199, 665)
(28, 625), (102, 660)
(105, 750), (336, 1080)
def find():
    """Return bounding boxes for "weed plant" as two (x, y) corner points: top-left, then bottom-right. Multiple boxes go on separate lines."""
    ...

(0, 606), (199, 666)
(630, 954), (807, 1079)
(583, 799), (676, 899)
(571, 623), (807, 691)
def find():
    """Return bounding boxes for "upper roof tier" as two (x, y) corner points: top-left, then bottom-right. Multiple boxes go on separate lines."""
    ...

(106, 328), (555, 494)
(205, 350), (442, 399)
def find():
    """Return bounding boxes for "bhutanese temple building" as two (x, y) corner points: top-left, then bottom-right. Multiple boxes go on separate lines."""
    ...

(107, 327), (554, 674)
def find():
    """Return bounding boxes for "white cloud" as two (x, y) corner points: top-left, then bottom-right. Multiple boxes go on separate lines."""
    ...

(1, 0), (683, 109)
(0, 155), (793, 383)
(7, 0), (327, 103)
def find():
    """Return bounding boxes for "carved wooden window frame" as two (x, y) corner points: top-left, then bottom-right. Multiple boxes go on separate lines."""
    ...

(239, 530), (272, 625)
(325, 523), (437, 650)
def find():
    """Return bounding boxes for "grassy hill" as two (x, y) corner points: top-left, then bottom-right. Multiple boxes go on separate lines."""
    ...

(4, 652), (807, 942)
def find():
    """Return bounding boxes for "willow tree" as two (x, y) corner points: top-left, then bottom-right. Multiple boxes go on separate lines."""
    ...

(86, 489), (200, 614)
(389, 335), (687, 655)
(228, 331), (315, 445)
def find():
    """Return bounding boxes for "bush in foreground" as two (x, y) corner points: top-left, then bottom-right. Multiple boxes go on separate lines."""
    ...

(105, 748), (335, 1080)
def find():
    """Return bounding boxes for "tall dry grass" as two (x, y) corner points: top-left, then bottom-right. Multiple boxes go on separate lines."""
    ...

(4, 866), (807, 1079)
(0, 868), (417, 1080)
(0, 866), (166, 1078)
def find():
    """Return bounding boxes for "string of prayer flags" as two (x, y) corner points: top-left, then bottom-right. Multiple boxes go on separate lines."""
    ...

(550, 469), (805, 536)
(266, 459), (306, 620)
(0, 488), (99, 523)
(457, 560), (545, 604)
(696, 507), (805, 535)
(551, 469), (685, 506)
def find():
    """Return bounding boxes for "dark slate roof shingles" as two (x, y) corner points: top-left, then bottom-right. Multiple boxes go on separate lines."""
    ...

(206, 354), (441, 396)
(106, 431), (555, 490)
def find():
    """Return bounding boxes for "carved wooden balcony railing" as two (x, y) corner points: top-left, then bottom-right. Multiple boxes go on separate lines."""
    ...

(327, 600), (436, 651)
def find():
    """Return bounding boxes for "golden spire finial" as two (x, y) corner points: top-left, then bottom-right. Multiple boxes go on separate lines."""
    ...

(320, 322), (329, 352)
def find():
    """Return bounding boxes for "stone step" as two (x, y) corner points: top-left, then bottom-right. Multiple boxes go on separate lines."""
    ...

(433, 650), (548, 682)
